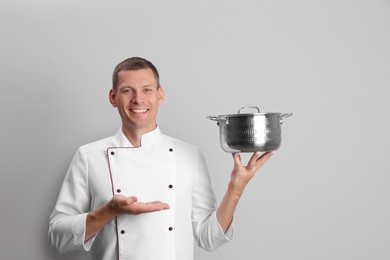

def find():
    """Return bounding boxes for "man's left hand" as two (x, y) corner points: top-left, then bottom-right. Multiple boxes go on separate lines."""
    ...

(228, 151), (274, 196)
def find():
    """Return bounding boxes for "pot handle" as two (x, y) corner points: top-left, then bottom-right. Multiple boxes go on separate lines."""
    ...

(280, 113), (293, 124)
(238, 106), (261, 114)
(207, 116), (220, 122)
(207, 116), (228, 125)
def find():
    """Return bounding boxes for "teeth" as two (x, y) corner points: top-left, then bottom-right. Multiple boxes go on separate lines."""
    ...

(131, 109), (148, 113)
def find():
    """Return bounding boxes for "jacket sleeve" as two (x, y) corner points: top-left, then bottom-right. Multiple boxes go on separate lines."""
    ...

(192, 148), (234, 252)
(48, 147), (96, 254)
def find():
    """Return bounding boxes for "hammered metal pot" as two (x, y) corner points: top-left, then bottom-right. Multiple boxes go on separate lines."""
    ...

(208, 106), (293, 153)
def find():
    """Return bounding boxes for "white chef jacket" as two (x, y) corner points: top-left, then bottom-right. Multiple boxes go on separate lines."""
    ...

(49, 127), (233, 260)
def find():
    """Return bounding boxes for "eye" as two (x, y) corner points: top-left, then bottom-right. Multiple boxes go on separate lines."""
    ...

(144, 88), (153, 93)
(121, 88), (131, 94)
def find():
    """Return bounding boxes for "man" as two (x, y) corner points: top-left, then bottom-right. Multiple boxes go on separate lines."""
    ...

(49, 57), (273, 260)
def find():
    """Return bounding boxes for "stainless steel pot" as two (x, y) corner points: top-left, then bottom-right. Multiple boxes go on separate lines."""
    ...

(208, 106), (293, 153)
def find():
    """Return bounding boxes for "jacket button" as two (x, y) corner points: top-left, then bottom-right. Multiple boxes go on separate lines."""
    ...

(121, 230), (125, 234)
(168, 184), (173, 189)
(168, 227), (173, 231)
(117, 189), (121, 193)
(111, 151), (115, 155)
(169, 148), (173, 152)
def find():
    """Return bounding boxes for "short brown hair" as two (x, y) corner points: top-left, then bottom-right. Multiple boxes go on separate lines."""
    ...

(112, 57), (160, 90)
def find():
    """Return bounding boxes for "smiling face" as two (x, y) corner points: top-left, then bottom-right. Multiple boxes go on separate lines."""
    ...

(109, 68), (164, 135)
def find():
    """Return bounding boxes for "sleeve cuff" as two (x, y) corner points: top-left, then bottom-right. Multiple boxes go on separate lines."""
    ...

(71, 213), (97, 251)
(211, 210), (234, 241)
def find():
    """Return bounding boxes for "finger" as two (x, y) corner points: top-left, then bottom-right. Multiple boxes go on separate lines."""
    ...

(125, 196), (138, 205)
(254, 151), (274, 170)
(247, 151), (262, 170)
(139, 202), (170, 213)
(158, 203), (170, 210)
(232, 153), (242, 166)
(146, 201), (170, 210)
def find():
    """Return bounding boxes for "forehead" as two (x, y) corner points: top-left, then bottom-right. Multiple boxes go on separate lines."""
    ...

(117, 69), (158, 87)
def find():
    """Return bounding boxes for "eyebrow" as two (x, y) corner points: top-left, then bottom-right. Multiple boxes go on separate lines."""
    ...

(119, 84), (156, 90)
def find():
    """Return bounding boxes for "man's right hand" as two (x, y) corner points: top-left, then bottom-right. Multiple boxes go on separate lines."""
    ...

(110, 195), (170, 215)
(85, 195), (170, 242)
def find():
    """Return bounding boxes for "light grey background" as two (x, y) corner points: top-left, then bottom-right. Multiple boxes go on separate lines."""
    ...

(1, 0), (389, 259)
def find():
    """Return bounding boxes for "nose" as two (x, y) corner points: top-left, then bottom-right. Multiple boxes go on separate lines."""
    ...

(131, 90), (144, 104)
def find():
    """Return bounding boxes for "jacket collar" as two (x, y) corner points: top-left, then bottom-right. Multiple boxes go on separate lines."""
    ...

(113, 126), (162, 148)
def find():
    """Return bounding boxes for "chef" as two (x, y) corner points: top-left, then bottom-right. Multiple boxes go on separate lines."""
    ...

(49, 57), (273, 260)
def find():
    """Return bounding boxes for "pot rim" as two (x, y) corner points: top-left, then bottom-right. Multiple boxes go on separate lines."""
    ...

(218, 112), (283, 118)
(207, 106), (293, 123)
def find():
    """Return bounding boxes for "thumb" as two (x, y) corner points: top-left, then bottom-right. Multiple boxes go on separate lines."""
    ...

(125, 196), (138, 205)
(232, 153), (242, 167)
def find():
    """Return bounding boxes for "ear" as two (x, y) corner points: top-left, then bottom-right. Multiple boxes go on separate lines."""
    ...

(158, 86), (165, 105)
(109, 89), (117, 107)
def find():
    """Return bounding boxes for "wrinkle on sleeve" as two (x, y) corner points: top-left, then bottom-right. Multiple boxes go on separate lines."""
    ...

(192, 148), (234, 252)
(48, 147), (96, 254)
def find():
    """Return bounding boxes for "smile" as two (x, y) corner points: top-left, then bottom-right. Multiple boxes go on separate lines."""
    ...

(130, 109), (148, 113)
